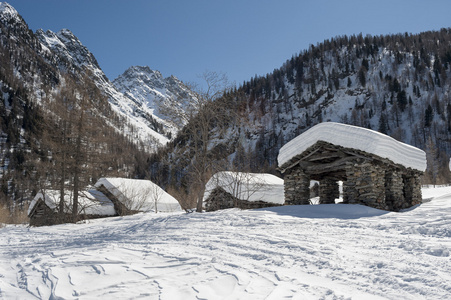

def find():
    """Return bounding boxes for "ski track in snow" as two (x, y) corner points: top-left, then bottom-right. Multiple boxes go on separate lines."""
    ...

(1, 187), (450, 299)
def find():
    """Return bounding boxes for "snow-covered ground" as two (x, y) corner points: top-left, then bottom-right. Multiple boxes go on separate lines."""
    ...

(1, 186), (450, 299)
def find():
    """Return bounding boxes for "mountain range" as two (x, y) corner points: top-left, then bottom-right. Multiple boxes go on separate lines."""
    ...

(35, 27), (196, 146)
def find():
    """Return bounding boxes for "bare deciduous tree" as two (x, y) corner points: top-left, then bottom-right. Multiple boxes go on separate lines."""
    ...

(156, 71), (233, 212)
(186, 71), (233, 212)
(149, 182), (164, 213)
(41, 72), (118, 222)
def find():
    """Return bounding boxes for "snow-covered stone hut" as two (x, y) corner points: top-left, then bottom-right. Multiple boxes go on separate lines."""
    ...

(28, 190), (116, 226)
(94, 178), (182, 215)
(278, 122), (426, 211)
(203, 172), (284, 211)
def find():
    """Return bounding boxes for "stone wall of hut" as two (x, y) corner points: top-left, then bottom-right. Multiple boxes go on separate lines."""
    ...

(29, 200), (62, 226)
(283, 169), (311, 205)
(204, 187), (281, 212)
(29, 198), (116, 226)
(283, 159), (423, 211)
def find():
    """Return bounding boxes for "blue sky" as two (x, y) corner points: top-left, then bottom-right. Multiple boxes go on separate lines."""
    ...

(7, 0), (451, 87)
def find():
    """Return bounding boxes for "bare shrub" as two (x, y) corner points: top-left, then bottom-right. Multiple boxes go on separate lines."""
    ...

(0, 203), (29, 225)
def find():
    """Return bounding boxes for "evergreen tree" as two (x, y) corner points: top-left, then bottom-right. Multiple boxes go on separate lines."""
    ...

(425, 137), (439, 187)
(378, 114), (388, 134)
(358, 67), (366, 87)
(397, 90), (407, 112)
(361, 58), (369, 71)
(425, 104), (434, 127)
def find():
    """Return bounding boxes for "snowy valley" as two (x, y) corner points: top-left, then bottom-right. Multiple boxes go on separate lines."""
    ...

(0, 2), (451, 299)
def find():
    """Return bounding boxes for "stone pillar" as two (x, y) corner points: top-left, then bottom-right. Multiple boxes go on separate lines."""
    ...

(319, 178), (339, 204)
(411, 172), (423, 206)
(343, 162), (386, 209)
(403, 171), (423, 208)
(343, 163), (358, 204)
(385, 170), (404, 211)
(357, 163), (386, 209)
(284, 168), (311, 205)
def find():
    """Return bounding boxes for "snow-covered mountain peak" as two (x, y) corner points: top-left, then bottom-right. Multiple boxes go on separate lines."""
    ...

(1, 1), (193, 149)
(36, 28), (100, 70)
(0, 2), (32, 37)
(0, 2), (19, 21)
(121, 66), (165, 87)
(127, 65), (163, 77)
(113, 66), (197, 129)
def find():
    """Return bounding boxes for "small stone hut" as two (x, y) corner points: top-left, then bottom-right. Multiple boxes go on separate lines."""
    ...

(94, 178), (182, 215)
(278, 122), (426, 211)
(28, 190), (116, 226)
(203, 172), (284, 211)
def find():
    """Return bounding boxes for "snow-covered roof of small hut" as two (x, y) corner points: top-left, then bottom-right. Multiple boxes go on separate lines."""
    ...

(94, 178), (182, 212)
(28, 189), (115, 216)
(278, 122), (427, 172)
(203, 172), (285, 204)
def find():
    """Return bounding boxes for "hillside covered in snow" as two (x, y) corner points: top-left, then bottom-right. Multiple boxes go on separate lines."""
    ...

(1, 186), (450, 299)
(150, 29), (451, 198)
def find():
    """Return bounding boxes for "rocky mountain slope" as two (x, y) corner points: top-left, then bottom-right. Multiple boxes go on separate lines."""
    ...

(113, 66), (197, 133)
(36, 29), (180, 146)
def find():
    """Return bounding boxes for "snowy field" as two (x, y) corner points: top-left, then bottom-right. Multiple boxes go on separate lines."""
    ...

(1, 187), (450, 299)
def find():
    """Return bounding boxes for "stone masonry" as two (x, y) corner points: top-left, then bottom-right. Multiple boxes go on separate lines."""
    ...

(280, 142), (424, 212)
(283, 168), (311, 205)
(319, 178), (339, 204)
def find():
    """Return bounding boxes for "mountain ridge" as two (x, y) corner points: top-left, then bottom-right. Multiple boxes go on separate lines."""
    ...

(35, 28), (181, 146)
(112, 65), (198, 133)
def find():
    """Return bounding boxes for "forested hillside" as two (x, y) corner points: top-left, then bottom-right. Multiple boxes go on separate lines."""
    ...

(151, 29), (451, 207)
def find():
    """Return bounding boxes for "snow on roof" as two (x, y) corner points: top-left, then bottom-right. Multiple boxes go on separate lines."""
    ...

(203, 172), (285, 205)
(28, 189), (116, 217)
(94, 178), (182, 212)
(278, 122), (427, 172)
